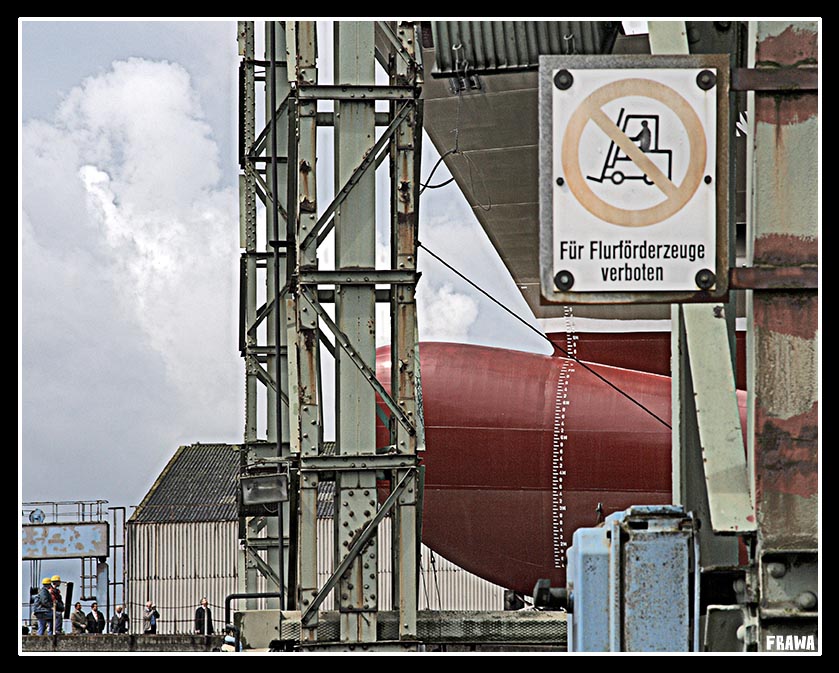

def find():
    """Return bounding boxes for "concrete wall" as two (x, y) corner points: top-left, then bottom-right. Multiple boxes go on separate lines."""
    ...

(22, 634), (224, 653)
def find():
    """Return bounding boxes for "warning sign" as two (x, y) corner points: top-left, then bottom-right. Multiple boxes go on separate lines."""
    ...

(540, 61), (723, 298)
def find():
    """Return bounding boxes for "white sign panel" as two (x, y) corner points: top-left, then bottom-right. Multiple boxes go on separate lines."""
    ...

(550, 68), (717, 292)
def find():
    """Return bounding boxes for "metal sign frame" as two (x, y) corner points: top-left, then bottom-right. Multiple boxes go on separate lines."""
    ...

(539, 54), (730, 305)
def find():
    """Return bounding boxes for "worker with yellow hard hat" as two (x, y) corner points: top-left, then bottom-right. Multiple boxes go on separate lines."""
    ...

(34, 578), (55, 635)
(49, 575), (65, 634)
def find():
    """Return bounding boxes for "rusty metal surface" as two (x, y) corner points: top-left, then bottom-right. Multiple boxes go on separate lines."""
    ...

(750, 21), (819, 550)
(565, 506), (696, 651)
(623, 532), (691, 651)
(731, 66), (818, 91)
(759, 550), (817, 612)
(22, 522), (109, 560)
(730, 266), (818, 289)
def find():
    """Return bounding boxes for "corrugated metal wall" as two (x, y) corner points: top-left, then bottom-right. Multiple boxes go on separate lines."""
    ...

(128, 518), (505, 632)
(431, 20), (619, 75)
(127, 521), (238, 634)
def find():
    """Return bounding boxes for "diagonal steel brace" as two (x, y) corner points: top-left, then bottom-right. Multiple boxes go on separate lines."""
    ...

(301, 468), (416, 626)
(300, 286), (415, 436)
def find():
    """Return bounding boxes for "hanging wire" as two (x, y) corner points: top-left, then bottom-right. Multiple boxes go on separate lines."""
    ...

(418, 41), (492, 210)
(420, 175), (455, 191)
(420, 148), (457, 194)
(462, 151), (492, 212)
(416, 241), (672, 430)
(419, 550), (431, 609)
(429, 550), (443, 610)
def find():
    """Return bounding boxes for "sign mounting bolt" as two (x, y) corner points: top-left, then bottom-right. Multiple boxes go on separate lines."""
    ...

(554, 69), (573, 90)
(554, 270), (574, 291)
(696, 70), (716, 90)
(695, 269), (716, 290)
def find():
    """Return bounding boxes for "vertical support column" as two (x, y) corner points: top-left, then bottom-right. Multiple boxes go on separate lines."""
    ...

(239, 521), (260, 610)
(290, 293), (321, 641)
(334, 21), (378, 644)
(240, 21), (258, 447)
(654, 21), (694, 534)
(389, 21), (421, 640)
(265, 23), (279, 447)
(748, 22), (818, 650)
(264, 20), (292, 610)
(655, 20), (741, 564)
(288, 20), (322, 643)
(238, 20), (260, 610)
(96, 561), (109, 615)
(749, 18), (818, 554)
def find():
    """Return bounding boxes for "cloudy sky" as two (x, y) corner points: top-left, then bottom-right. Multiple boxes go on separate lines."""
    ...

(19, 20), (549, 523)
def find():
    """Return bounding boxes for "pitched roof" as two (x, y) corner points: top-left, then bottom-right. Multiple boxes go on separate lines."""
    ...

(129, 443), (240, 523)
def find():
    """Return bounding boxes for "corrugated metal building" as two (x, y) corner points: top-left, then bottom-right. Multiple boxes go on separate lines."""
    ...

(127, 444), (505, 634)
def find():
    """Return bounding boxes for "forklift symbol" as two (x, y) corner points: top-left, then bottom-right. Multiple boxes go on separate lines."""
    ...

(587, 109), (673, 186)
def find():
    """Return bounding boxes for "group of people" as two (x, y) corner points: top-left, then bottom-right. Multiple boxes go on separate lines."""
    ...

(32, 576), (64, 636)
(33, 590), (215, 637)
(70, 601), (107, 634)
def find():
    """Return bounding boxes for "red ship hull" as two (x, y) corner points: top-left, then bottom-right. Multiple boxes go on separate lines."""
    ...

(375, 341), (746, 595)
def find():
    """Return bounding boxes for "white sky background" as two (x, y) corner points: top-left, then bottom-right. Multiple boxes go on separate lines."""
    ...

(19, 18), (550, 587)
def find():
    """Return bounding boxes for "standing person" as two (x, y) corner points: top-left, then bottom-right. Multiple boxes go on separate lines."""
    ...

(194, 597), (214, 635)
(49, 575), (65, 634)
(142, 601), (160, 634)
(110, 604), (129, 634)
(70, 602), (87, 634)
(86, 602), (106, 634)
(34, 578), (54, 635)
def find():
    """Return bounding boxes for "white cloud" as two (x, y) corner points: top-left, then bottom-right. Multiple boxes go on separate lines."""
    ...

(56, 58), (222, 208)
(417, 283), (479, 342)
(22, 58), (241, 505)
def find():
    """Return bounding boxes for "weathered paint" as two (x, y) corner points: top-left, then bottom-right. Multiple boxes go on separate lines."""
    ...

(755, 409), (818, 498)
(752, 234), (818, 271)
(754, 93), (817, 127)
(22, 523), (109, 560)
(731, 67), (818, 93)
(751, 120), (818, 242)
(754, 23), (818, 67)
(754, 325), (818, 414)
(729, 265), (818, 291)
(750, 20), (819, 550)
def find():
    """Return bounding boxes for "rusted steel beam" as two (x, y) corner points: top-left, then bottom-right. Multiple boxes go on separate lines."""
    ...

(731, 67), (818, 92)
(729, 266), (818, 290)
